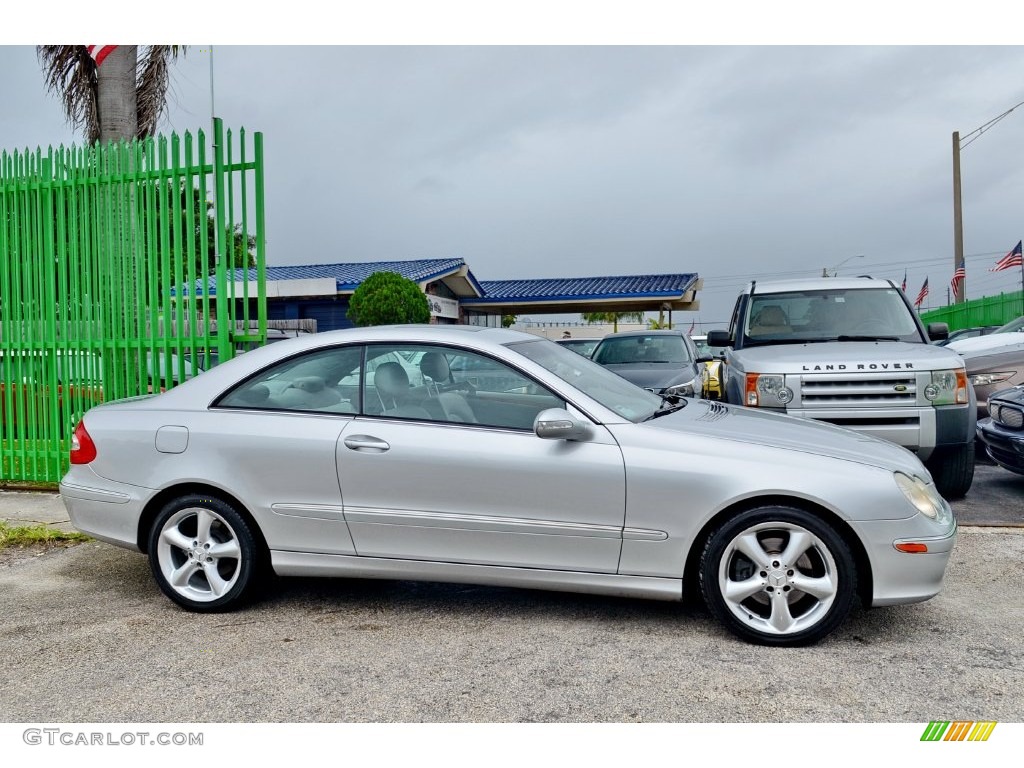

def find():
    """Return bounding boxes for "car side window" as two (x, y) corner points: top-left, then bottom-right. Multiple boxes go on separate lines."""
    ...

(363, 343), (565, 429)
(217, 346), (362, 414)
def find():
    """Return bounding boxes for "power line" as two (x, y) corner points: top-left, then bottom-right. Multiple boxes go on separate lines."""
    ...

(960, 99), (1024, 150)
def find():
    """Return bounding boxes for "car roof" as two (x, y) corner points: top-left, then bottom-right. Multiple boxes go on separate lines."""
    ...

(147, 324), (553, 405)
(747, 277), (896, 293)
(598, 329), (686, 339)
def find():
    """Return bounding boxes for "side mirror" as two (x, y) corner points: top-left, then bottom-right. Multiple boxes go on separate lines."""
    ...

(534, 408), (591, 441)
(927, 322), (949, 342)
(706, 330), (732, 347)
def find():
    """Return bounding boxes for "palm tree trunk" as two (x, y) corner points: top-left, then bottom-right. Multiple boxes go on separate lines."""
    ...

(97, 46), (138, 143)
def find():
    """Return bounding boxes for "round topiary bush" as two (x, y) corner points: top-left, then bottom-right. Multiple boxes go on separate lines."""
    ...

(346, 271), (432, 327)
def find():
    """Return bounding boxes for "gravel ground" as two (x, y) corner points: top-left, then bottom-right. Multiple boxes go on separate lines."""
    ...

(1, 527), (1022, 723)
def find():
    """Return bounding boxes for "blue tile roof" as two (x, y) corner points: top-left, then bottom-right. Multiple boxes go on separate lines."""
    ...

(173, 261), (697, 306)
(468, 273), (699, 303)
(175, 258), (483, 297)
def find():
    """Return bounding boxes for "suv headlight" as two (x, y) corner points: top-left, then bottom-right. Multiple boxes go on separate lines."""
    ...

(924, 368), (969, 405)
(894, 472), (951, 525)
(744, 373), (793, 407)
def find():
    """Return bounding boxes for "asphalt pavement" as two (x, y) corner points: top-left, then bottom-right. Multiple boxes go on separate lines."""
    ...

(1, 466), (1023, 723)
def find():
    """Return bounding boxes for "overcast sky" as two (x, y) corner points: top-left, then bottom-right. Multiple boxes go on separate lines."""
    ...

(4, 34), (1024, 325)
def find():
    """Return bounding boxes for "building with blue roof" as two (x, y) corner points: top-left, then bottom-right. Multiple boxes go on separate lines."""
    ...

(178, 258), (702, 332)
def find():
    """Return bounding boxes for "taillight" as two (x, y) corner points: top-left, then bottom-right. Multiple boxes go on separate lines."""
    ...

(70, 420), (97, 464)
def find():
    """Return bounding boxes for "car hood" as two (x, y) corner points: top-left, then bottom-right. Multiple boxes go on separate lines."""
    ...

(985, 384), (1024, 406)
(731, 341), (963, 373)
(948, 331), (1024, 355)
(604, 364), (699, 389)
(643, 398), (926, 475)
(961, 345), (1024, 372)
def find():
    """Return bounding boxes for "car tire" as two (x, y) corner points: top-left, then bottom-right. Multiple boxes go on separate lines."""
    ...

(698, 506), (857, 647)
(147, 494), (262, 612)
(926, 442), (975, 499)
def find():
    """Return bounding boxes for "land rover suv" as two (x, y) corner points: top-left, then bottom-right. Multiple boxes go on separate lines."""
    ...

(707, 277), (975, 497)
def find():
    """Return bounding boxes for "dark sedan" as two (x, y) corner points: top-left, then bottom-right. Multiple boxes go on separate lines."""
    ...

(591, 330), (706, 397)
(555, 337), (600, 358)
(976, 385), (1024, 474)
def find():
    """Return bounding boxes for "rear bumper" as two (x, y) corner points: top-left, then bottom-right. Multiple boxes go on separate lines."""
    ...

(59, 465), (152, 551)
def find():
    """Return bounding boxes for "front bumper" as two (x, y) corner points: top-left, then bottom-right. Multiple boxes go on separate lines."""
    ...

(849, 513), (957, 607)
(977, 418), (1024, 474)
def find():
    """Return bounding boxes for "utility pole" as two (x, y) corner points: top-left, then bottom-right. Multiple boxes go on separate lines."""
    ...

(952, 100), (1024, 305)
(952, 131), (965, 303)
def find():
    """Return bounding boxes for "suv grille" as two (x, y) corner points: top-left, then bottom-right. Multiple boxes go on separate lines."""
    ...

(798, 373), (917, 407)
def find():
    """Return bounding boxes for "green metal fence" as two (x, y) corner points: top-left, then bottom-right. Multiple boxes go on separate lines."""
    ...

(920, 291), (1024, 331)
(0, 118), (265, 484)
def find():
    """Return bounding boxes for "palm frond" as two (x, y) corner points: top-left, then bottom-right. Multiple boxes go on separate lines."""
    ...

(36, 45), (99, 142)
(137, 45), (187, 139)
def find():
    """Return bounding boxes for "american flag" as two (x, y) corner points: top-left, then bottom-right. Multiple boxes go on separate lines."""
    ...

(914, 277), (929, 308)
(687, 319), (695, 334)
(950, 260), (966, 296)
(990, 240), (1023, 272)
(901, 270), (907, 293)
(86, 45), (117, 67)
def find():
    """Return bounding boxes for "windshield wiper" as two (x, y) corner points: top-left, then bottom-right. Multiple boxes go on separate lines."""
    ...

(836, 335), (901, 342)
(742, 338), (818, 347)
(645, 393), (689, 420)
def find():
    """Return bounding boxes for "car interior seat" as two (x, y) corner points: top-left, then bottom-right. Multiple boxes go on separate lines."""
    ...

(751, 304), (790, 335)
(419, 352), (477, 423)
(275, 375), (345, 410)
(420, 352), (452, 394)
(374, 362), (431, 419)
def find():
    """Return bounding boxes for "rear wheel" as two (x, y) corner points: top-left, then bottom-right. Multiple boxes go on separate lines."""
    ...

(926, 442), (974, 499)
(147, 494), (262, 612)
(699, 506), (856, 646)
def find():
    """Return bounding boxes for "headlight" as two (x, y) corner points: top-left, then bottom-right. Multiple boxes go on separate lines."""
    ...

(664, 382), (693, 396)
(924, 368), (969, 405)
(744, 373), (793, 407)
(894, 472), (951, 524)
(665, 373), (701, 397)
(969, 371), (1015, 387)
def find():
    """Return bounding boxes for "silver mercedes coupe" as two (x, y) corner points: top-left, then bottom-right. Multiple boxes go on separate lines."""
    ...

(59, 325), (956, 646)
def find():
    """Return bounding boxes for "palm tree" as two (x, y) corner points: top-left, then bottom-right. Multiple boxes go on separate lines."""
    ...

(37, 45), (186, 144)
(582, 311), (645, 333)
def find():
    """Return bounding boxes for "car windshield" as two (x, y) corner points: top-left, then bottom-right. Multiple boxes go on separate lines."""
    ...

(742, 288), (922, 345)
(591, 334), (692, 365)
(994, 316), (1024, 333)
(509, 338), (662, 422)
(692, 337), (728, 357)
(559, 339), (599, 357)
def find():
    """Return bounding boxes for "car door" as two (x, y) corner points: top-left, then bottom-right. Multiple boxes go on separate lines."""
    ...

(336, 343), (627, 573)
(212, 344), (364, 556)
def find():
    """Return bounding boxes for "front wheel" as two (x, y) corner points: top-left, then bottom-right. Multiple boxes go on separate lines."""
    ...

(699, 507), (857, 646)
(147, 494), (263, 612)
(926, 442), (974, 499)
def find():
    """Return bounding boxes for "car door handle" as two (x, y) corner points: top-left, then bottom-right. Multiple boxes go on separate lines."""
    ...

(343, 435), (390, 452)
